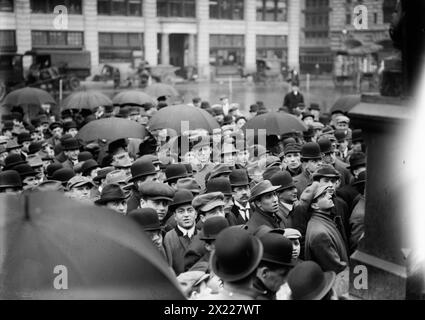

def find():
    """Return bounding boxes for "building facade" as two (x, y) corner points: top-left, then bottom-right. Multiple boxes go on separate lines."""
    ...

(300, 0), (397, 74)
(0, 0), (301, 79)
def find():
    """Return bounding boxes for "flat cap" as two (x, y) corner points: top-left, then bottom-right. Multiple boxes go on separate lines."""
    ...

(192, 191), (225, 213)
(139, 182), (175, 201)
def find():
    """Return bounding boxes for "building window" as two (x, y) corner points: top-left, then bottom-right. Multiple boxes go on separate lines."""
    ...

(210, 34), (244, 75)
(30, 0), (82, 14)
(256, 0), (287, 21)
(256, 35), (287, 61)
(31, 30), (83, 48)
(210, 0), (244, 20)
(0, 30), (16, 51)
(0, 0), (13, 12)
(99, 32), (143, 62)
(346, 13), (351, 25)
(97, 0), (142, 16)
(157, 0), (195, 17)
(373, 12), (378, 24)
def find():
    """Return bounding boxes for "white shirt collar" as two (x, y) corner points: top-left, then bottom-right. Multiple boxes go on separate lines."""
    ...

(177, 225), (196, 238)
(281, 202), (294, 211)
(234, 201), (250, 210)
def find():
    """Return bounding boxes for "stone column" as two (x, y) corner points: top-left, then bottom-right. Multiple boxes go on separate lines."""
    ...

(15, 0), (31, 54)
(287, 0), (300, 71)
(188, 33), (196, 66)
(196, 0), (210, 80)
(160, 33), (170, 65)
(83, 0), (98, 71)
(348, 94), (411, 299)
(244, 0), (256, 74)
(143, 0), (158, 65)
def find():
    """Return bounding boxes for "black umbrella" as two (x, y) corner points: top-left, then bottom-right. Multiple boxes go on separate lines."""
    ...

(61, 91), (113, 111)
(330, 95), (361, 114)
(243, 112), (307, 136)
(0, 191), (185, 299)
(76, 117), (147, 143)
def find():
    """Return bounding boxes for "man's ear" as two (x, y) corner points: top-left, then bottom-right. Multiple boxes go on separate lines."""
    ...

(256, 266), (268, 279)
(199, 214), (206, 223)
(140, 198), (146, 208)
(311, 202), (318, 210)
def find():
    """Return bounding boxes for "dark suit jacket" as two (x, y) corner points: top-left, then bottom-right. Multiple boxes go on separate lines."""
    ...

(245, 206), (282, 234)
(226, 204), (252, 226)
(183, 233), (206, 272)
(283, 91), (304, 114)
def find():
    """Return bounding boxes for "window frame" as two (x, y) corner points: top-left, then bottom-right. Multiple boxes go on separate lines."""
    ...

(157, 0), (195, 18)
(97, 0), (143, 16)
(30, 0), (82, 14)
(31, 30), (84, 49)
(210, 0), (244, 20)
(0, 0), (14, 12)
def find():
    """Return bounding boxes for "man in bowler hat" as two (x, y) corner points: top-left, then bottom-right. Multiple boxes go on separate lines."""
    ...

(61, 137), (80, 170)
(293, 142), (322, 196)
(227, 169), (252, 226)
(95, 183), (130, 215)
(270, 171), (298, 228)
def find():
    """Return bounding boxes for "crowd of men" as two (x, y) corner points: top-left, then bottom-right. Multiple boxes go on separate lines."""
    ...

(0, 85), (367, 300)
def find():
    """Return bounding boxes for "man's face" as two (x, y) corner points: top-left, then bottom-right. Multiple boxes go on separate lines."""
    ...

(236, 150), (249, 167)
(304, 159), (322, 173)
(336, 122), (349, 130)
(314, 192), (334, 210)
(322, 151), (336, 165)
(71, 184), (92, 201)
(256, 192), (279, 213)
(146, 230), (163, 249)
(284, 153), (301, 170)
(215, 114), (224, 123)
(52, 127), (63, 138)
(291, 239), (301, 260)
(31, 131), (42, 141)
(338, 140), (348, 151)
(278, 187), (298, 205)
(196, 146), (211, 163)
(232, 185), (251, 206)
(222, 153), (236, 166)
(43, 144), (54, 157)
(67, 128), (78, 138)
(318, 177), (339, 192)
(352, 142), (362, 153)
(199, 205), (225, 222)
(257, 266), (289, 293)
(310, 109), (320, 120)
(106, 199), (127, 215)
(174, 204), (197, 229)
(223, 194), (233, 212)
(0, 151), (8, 164)
(303, 117), (314, 127)
(65, 149), (80, 161)
(141, 198), (170, 223)
(22, 141), (31, 153)
(249, 167), (264, 183)
(23, 175), (40, 190)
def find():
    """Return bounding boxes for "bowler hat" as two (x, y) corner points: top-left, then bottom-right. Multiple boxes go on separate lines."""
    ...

(95, 183), (130, 205)
(108, 138), (127, 154)
(46, 163), (63, 179)
(139, 182), (175, 201)
(351, 129), (363, 143)
(229, 169), (249, 187)
(249, 180), (280, 202)
(128, 208), (162, 231)
(36, 180), (64, 192)
(287, 261), (336, 300)
(347, 152), (366, 170)
(0, 170), (22, 189)
(309, 103), (320, 111)
(3, 153), (27, 170)
(17, 132), (32, 144)
(200, 216), (229, 241)
(270, 171), (295, 191)
(206, 177), (232, 196)
(63, 121), (77, 132)
(352, 170), (366, 187)
(164, 164), (189, 183)
(51, 168), (75, 185)
(81, 159), (99, 176)
(78, 151), (93, 162)
(222, 115), (234, 126)
(169, 189), (194, 212)
(303, 127), (315, 139)
(6, 140), (22, 151)
(28, 141), (44, 155)
(61, 137), (79, 151)
(300, 142), (322, 160)
(176, 177), (201, 195)
(192, 192), (225, 213)
(209, 164), (232, 180)
(334, 129), (348, 142)
(312, 164), (340, 181)
(211, 227), (263, 282)
(14, 164), (36, 179)
(129, 159), (157, 182)
(263, 166), (281, 181)
(183, 163), (194, 176)
(93, 166), (115, 183)
(302, 112), (314, 121)
(282, 137), (296, 147)
(317, 138), (334, 154)
(49, 122), (63, 131)
(259, 232), (297, 267)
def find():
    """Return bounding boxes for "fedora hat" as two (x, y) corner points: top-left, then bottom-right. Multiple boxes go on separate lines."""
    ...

(209, 164), (232, 180)
(63, 121), (77, 132)
(175, 177), (201, 195)
(61, 137), (79, 151)
(317, 138), (334, 154)
(200, 216), (229, 241)
(93, 166), (115, 183)
(300, 142), (322, 160)
(312, 164), (340, 181)
(249, 180), (280, 202)
(81, 159), (99, 176)
(51, 168), (75, 185)
(347, 152), (366, 170)
(229, 169), (249, 187)
(0, 170), (22, 189)
(287, 261), (336, 300)
(129, 159), (158, 182)
(211, 227), (263, 282)
(259, 232), (298, 267)
(128, 208), (162, 231)
(270, 171), (295, 191)
(94, 183), (130, 205)
(169, 189), (194, 212)
(192, 192), (225, 213)
(3, 153), (27, 170)
(164, 163), (189, 183)
(205, 177), (232, 196)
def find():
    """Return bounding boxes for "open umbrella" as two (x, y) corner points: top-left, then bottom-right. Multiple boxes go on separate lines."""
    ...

(2, 87), (56, 109)
(0, 191), (185, 299)
(61, 91), (112, 111)
(112, 90), (155, 107)
(77, 117), (147, 143)
(148, 104), (220, 134)
(330, 94), (361, 114)
(243, 112), (307, 136)
(144, 83), (179, 99)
